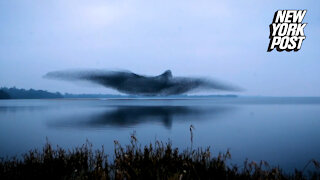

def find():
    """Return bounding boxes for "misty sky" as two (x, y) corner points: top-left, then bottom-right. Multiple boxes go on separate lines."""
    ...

(0, 0), (319, 96)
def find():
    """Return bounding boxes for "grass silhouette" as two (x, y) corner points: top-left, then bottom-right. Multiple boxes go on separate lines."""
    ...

(0, 129), (319, 179)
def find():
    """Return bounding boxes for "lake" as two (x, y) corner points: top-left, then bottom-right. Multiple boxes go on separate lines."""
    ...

(0, 97), (320, 172)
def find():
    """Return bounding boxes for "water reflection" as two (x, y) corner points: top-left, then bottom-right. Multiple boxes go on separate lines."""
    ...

(48, 105), (233, 129)
(0, 106), (50, 112)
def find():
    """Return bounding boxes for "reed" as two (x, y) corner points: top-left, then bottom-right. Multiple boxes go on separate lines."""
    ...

(0, 130), (319, 179)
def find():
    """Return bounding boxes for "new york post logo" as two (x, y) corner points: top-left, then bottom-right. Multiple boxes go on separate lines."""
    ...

(267, 10), (307, 52)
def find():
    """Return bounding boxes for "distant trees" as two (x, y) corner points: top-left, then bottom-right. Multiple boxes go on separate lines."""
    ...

(0, 87), (123, 99)
(0, 87), (238, 99)
(0, 87), (63, 99)
(0, 90), (10, 99)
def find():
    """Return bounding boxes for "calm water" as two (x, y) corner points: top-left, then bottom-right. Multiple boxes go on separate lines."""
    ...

(1, 97), (320, 172)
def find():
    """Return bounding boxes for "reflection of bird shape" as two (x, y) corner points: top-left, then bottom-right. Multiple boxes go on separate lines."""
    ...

(45, 69), (241, 96)
(48, 106), (233, 129)
(91, 106), (191, 128)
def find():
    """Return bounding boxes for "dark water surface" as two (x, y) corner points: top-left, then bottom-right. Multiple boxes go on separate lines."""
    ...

(1, 97), (320, 172)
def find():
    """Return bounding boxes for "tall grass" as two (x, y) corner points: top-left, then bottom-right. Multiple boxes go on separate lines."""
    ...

(0, 129), (319, 179)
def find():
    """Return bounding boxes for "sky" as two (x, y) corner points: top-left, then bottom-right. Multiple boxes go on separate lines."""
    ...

(0, 0), (319, 96)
